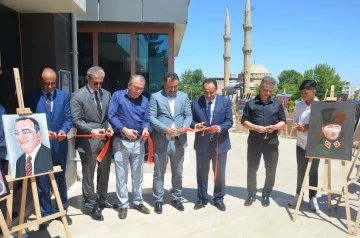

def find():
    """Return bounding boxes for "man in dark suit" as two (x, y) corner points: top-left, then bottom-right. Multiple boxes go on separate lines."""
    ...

(71, 66), (115, 221)
(25, 68), (73, 227)
(14, 117), (53, 178)
(149, 72), (192, 214)
(191, 79), (233, 211)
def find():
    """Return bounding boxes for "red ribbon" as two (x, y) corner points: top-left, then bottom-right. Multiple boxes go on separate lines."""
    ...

(49, 134), (110, 162)
(139, 134), (154, 164)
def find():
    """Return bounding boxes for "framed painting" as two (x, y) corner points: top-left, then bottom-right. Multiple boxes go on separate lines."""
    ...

(59, 69), (72, 95)
(305, 101), (356, 161)
(2, 113), (53, 179)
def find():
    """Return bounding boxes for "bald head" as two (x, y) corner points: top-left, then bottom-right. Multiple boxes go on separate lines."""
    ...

(40, 68), (57, 93)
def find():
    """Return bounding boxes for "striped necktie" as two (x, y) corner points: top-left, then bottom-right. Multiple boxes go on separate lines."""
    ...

(26, 156), (32, 176)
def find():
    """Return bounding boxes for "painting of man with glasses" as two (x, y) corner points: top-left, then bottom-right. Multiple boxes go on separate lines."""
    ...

(3, 114), (53, 179)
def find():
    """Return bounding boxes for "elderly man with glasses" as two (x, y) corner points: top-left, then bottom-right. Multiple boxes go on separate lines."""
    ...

(108, 74), (151, 220)
(14, 117), (52, 178)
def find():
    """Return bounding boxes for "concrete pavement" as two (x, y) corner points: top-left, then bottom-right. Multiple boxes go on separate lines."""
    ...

(24, 130), (359, 237)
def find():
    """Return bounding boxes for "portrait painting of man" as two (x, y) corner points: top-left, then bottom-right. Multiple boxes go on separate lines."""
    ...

(305, 101), (356, 161)
(2, 113), (53, 179)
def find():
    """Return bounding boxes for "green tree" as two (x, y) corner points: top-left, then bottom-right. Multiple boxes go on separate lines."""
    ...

(303, 63), (343, 100)
(179, 69), (206, 101)
(276, 70), (304, 101)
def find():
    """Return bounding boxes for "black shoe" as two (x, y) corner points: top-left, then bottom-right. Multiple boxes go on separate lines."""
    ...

(134, 204), (150, 214)
(89, 207), (104, 221)
(55, 214), (73, 225)
(39, 219), (52, 230)
(194, 200), (208, 210)
(154, 202), (163, 214)
(261, 195), (270, 207)
(215, 202), (226, 211)
(244, 195), (256, 206)
(99, 200), (118, 209)
(118, 208), (127, 219)
(171, 200), (185, 211)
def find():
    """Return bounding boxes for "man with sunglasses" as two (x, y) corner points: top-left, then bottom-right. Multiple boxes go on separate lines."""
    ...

(108, 74), (151, 219)
(25, 67), (73, 228)
(71, 66), (116, 221)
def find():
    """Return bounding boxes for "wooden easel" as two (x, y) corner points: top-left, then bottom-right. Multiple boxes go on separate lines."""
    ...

(0, 68), (72, 237)
(292, 86), (353, 235)
(292, 158), (352, 234)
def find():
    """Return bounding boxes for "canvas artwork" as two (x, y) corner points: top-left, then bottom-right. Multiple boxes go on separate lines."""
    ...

(305, 101), (356, 161)
(2, 113), (53, 179)
(0, 163), (9, 199)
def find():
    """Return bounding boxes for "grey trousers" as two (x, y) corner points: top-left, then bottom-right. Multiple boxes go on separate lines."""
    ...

(79, 142), (112, 212)
(113, 137), (145, 208)
(153, 140), (184, 202)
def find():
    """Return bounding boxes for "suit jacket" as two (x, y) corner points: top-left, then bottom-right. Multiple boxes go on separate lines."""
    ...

(71, 86), (112, 153)
(25, 88), (72, 158)
(16, 144), (53, 178)
(191, 95), (233, 154)
(149, 90), (192, 150)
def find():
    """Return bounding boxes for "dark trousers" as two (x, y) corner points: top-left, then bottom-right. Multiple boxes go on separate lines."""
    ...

(196, 141), (227, 204)
(37, 150), (68, 216)
(296, 146), (319, 199)
(79, 144), (112, 212)
(247, 136), (279, 197)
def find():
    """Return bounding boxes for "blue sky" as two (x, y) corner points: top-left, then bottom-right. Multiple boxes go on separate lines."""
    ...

(175, 0), (360, 87)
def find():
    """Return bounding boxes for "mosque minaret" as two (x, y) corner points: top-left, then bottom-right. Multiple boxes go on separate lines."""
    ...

(223, 7), (231, 88)
(242, 0), (252, 94)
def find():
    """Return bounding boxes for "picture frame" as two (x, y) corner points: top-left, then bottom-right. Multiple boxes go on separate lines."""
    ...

(59, 69), (72, 95)
(305, 101), (356, 161)
(0, 162), (9, 199)
(3, 113), (53, 179)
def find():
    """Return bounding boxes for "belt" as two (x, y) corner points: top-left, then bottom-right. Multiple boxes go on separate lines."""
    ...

(119, 136), (140, 142)
(250, 133), (277, 140)
(169, 136), (180, 141)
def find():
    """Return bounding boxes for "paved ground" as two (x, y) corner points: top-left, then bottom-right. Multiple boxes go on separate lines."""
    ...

(19, 130), (360, 237)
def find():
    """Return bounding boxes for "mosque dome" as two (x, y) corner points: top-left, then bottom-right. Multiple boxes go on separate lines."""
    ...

(250, 64), (270, 74)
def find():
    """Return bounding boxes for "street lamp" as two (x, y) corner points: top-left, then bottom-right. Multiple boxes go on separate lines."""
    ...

(184, 85), (193, 101)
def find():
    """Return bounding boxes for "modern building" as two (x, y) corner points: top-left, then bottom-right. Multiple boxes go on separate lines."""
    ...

(0, 0), (190, 185)
(0, 0), (189, 108)
(342, 81), (358, 100)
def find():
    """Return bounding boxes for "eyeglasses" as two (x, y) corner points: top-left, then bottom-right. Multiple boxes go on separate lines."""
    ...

(14, 129), (36, 137)
(130, 84), (144, 91)
(93, 81), (103, 86)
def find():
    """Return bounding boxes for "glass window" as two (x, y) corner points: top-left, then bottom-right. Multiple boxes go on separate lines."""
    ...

(136, 33), (168, 94)
(77, 33), (93, 88)
(98, 33), (131, 93)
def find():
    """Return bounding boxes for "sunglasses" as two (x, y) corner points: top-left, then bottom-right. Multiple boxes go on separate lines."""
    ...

(93, 81), (103, 86)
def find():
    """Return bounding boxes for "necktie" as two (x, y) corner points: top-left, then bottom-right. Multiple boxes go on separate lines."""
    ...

(46, 93), (52, 112)
(94, 91), (102, 117)
(26, 156), (32, 176)
(207, 101), (212, 124)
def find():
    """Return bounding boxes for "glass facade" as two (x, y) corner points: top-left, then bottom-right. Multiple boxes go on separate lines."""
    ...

(136, 34), (168, 94)
(77, 32), (168, 94)
(98, 33), (131, 93)
(77, 33), (93, 88)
